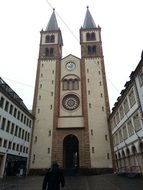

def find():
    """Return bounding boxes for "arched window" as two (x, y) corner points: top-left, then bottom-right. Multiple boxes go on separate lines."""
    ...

(45, 35), (50, 43)
(87, 46), (92, 54)
(68, 79), (73, 90)
(51, 35), (55, 43)
(45, 48), (49, 56)
(45, 35), (55, 43)
(92, 45), (96, 53)
(86, 33), (90, 41)
(91, 32), (96, 40)
(50, 48), (54, 56)
(63, 79), (68, 90)
(74, 79), (79, 90)
(62, 76), (80, 91)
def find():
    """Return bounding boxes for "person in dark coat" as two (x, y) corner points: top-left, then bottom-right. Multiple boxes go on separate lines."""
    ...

(42, 161), (65, 190)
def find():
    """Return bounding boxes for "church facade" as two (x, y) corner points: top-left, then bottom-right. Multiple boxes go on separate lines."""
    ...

(30, 8), (112, 173)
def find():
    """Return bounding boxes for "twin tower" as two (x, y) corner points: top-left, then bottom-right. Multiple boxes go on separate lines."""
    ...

(30, 7), (112, 173)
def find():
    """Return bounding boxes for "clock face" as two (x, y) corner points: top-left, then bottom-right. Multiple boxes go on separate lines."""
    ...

(62, 94), (80, 111)
(66, 62), (76, 71)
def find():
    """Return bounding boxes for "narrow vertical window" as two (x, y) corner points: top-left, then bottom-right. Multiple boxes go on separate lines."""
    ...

(92, 147), (95, 153)
(74, 79), (79, 90)
(48, 148), (50, 154)
(49, 130), (51, 136)
(107, 153), (110, 159)
(5, 101), (9, 112)
(91, 32), (96, 40)
(91, 129), (93, 135)
(0, 97), (5, 108)
(45, 48), (49, 56)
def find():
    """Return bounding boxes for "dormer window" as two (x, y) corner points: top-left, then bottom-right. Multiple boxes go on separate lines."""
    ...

(45, 35), (55, 43)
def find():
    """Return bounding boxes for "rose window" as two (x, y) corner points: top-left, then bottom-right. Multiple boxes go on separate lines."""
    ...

(62, 94), (80, 111)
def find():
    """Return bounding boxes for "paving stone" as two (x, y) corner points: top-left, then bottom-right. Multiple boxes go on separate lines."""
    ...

(0, 174), (143, 190)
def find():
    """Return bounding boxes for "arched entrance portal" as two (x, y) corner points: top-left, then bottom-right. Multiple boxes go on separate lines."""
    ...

(63, 135), (79, 169)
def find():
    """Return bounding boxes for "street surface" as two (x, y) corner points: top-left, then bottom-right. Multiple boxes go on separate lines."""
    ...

(0, 174), (143, 190)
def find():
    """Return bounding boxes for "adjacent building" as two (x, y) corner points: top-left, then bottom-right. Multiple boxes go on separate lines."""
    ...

(110, 52), (143, 175)
(0, 77), (33, 178)
(30, 8), (112, 173)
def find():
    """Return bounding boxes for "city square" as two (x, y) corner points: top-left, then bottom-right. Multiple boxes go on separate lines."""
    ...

(0, 174), (143, 190)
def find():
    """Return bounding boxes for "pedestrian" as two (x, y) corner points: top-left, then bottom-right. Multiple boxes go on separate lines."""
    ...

(42, 161), (65, 190)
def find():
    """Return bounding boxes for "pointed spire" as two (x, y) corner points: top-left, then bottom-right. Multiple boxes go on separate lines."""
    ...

(46, 9), (59, 31)
(83, 6), (96, 29)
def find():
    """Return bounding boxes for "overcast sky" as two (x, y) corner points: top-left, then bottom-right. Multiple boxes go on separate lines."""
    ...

(0, 0), (143, 110)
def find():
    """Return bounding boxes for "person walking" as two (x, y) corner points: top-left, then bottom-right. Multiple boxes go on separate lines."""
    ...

(42, 161), (65, 190)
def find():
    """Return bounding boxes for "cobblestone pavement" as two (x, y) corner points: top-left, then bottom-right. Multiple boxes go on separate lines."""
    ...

(0, 174), (143, 190)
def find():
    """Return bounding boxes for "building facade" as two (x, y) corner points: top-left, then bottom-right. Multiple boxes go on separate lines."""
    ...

(30, 8), (112, 173)
(0, 78), (33, 178)
(110, 53), (143, 175)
